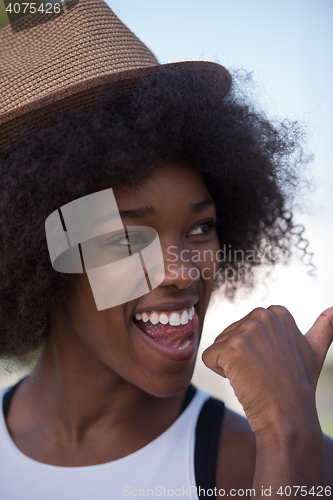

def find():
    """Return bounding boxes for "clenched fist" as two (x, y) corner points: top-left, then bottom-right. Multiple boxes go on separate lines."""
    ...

(202, 305), (333, 436)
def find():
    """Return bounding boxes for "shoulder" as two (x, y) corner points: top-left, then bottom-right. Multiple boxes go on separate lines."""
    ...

(216, 407), (256, 491)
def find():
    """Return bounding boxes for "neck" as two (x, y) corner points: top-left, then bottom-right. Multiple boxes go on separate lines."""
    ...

(24, 339), (186, 441)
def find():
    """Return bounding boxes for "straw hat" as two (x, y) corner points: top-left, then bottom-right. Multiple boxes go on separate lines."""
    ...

(0, 0), (231, 155)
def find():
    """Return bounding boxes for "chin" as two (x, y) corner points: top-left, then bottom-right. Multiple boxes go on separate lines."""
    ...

(134, 357), (198, 398)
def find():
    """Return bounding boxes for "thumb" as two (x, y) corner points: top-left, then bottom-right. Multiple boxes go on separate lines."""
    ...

(305, 306), (333, 366)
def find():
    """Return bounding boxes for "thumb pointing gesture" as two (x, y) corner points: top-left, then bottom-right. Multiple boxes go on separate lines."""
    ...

(305, 305), (333, 370)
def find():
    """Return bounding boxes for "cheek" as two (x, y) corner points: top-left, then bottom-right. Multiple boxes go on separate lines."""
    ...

(75, 309), (135, 374)
(65, 276), (130, 350)
(195, 238), (221, 282)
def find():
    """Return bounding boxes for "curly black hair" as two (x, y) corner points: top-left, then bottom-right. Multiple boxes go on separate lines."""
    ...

(0, 66), (313, 357)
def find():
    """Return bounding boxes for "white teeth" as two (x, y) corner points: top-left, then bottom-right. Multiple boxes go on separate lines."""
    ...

(180, 310), (189, 325)
(142, 312), (149, 323)
(159, 313), (169, 325)
(150, 312), (159, 325)
(169, 313), (181, 326)
(178, 337), (190, 349)
(134, 305), (196, 326)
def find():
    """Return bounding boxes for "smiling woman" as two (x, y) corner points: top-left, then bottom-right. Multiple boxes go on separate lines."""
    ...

(0, 0), (332, 498)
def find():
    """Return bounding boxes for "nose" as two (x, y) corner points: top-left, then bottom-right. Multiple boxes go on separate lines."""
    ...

(159, 243), (200, 290)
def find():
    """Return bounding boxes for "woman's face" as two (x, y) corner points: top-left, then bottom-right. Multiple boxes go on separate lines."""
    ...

(55, 163), (220, 396)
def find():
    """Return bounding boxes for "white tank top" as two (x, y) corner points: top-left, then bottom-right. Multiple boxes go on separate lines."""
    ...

(0, 385), (210, 500)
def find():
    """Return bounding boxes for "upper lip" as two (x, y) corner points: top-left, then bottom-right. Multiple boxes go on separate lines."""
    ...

(134, 299), (198, 315)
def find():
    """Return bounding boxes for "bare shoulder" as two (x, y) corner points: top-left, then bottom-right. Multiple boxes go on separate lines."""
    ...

(324, 433), (333, 487)
(216, 407), (256, 493)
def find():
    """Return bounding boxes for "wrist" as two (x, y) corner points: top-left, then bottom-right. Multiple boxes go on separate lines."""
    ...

(254, 416), (325, 485)
(256, 421), (324, 453)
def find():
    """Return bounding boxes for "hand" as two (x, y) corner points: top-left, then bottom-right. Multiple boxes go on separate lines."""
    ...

(202, 305), (333, 435)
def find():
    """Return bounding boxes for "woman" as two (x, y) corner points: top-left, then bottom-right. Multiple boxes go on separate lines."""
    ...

(0, 1), (332, 498)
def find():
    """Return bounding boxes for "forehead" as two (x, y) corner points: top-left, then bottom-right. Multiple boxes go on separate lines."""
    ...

(113, 163), (211, 209)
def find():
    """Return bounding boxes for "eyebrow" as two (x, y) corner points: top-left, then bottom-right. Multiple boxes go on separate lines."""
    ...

(187, 197), (215, 214)
(118, 205), (157, 220)
(118, 197), (215, 220)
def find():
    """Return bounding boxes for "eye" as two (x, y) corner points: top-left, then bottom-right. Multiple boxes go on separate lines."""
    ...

(187, 219), (216, 237)
(105, 232), (148, 247)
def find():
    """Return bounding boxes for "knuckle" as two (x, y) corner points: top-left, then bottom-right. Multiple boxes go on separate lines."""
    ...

(252, 306), (266, 314)
(203, 342), (225, 367)
(226, 334), (244, 350)
(250, 307), (270, 321)
(267, 304), (290, 318)
(241, 318), (265, 341)
(201, 348), (215, 368)
(243, 318), (262, 330)
(224, 326), (257, 351)
(242, 317), (266, 336)
(223, 336), (244, 361)
(214, 332), (224, 342)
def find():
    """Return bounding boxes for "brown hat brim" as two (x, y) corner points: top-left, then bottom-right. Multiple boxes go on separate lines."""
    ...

(0, 61), (231, 156)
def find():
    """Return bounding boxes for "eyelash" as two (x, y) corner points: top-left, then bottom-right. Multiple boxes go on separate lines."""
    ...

(187, 219), (216, 237)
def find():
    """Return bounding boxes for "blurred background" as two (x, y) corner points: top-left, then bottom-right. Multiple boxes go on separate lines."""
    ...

(0, 0), (332, 436)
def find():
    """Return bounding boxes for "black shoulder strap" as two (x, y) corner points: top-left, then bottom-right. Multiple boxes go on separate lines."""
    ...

(2, 378), (26, 419)
(195, 396), (225, 499)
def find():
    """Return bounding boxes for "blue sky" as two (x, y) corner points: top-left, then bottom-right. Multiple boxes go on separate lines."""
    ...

(108, 0), (333, 189)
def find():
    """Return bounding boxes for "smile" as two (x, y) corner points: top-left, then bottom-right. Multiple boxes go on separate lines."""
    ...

(134, 306), (195, 326)
(132, 305), (199, 360)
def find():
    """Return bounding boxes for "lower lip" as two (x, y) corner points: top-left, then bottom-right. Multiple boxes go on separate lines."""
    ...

(132, 315), (199, 361)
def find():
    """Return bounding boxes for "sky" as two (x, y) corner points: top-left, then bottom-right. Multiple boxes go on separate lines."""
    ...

(106, 0), (333, 411)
